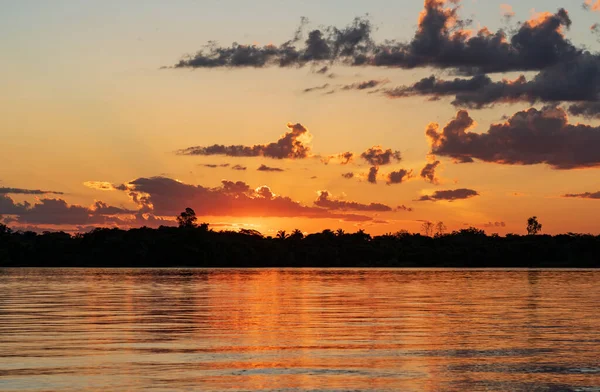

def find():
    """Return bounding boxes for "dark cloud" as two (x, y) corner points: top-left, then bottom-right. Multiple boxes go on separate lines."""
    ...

(373, 4), (577, 75)
(320, 151), (354, 165)
(568, 102), (600, 119)
(361, 146), (402, 166)
(396, 205), (414, 212)
(231, 164), (247, 171)
(0, 187), (64, 195)
(257, 164), (284, 172)
(386, 169), (413, 185)
(0, 195), (29, 215)
(314, 190), (392, 212)
(427, 107), (600, 169)
(177, 122), (312, 160)
(420, 160), (441, 184)
(83, 182), (129, 191)
(91, 201), (136, 215)
(386, 74), (492, 100)
(563, 191), (600, 199)
(171, 3), (579, 75)
(367, 167), (379, 184)
(200, 163), (230, 168)
(315, 65), (330, 74)
(305, 80), (387, 94)
(416, 188), (479, 202)
(0, 196), (135, 226)
(122, 176), (373, 222)
(341, 172), (355, 179)
(303, 83), (330, 93)
(384, 51), (600, 111)
(341, 79), (388, 90)
(173, 17), (374, 69)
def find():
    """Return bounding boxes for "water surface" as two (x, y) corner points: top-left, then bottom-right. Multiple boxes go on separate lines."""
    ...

(0, 268), (599, 391)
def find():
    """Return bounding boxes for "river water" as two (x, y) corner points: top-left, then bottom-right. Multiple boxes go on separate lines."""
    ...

(0, 268), (599, 391)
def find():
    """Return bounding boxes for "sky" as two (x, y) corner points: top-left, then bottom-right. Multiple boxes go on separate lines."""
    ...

(2, 0), (600, 236)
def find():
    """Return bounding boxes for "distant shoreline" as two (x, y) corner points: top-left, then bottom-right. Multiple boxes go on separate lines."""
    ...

(1, 226), (598, 268)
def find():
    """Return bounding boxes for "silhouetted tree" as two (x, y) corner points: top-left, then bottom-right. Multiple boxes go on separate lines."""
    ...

(276, 230), (288, 240)
(289, 229), (304, 240)
(0, 224), (11, 236)
(239, 228), (263, 237)
(177, 208), (198, 228)
(336, 228), (345, 237)
(527, 216), (542, 235)
(421, 221), (434, 237)
(453, 227), (486, 236)
(435, 221), (447, 237)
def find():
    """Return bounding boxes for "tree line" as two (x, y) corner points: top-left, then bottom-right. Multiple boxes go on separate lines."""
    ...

(0, 211), (597, 268)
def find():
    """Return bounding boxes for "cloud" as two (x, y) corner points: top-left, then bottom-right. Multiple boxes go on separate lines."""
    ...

(257, 164), (284, 172)
(385, 52), (600, 111)
(417, 188), (479, 202)
(385, 74), (494, 100)
(305, 79), (388, 95)
(568, 102), (600, 119)
(396, 205), (414, 212)
(373, 4), (577, 75)
(426, 107), (600, 169)
(84, 181), (128, 191)
(120, 176), (373, 222)
(563, 191), (600, 199)
(200, 163), (230, 168)
(91, 201), (137, 215)
(340, 79), (388, 90)
(171, 3), (579, 75)
(172, 16), (374, 69)
(367, 167), (379, 184)
(177, 122), (312, 160)
(420, 160), (441, 184)
(314, 190), (393, 212)
(0, 187), (64, 195)
(341, 172), (355, 179)
(320, 151), (354, 165)
(0, 195), (29, 215)
(386, 169), (413, 185)
(361, 146), (402, 166)
(0, 195), (137, 226)
(231, 164), (247, 171)
(303, 83), (330, 93)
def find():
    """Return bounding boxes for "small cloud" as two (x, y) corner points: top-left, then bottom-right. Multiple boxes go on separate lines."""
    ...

(420, 160), (441, 184)
(563, 191), (600, 199)
(386, 169), (414, 185)
(315, 190), (392, 212)
(367, 166), (379, 184)
(231, 164), (247, 171)
(416, 188), (480, 202)
(257, 164), (284, 172)
(0, 187), (64, 195)
(303, 83), (330, 93)
(200, 163), (230, 168)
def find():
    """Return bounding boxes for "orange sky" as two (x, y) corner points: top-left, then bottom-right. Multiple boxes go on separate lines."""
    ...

(2, 0), (600, 236)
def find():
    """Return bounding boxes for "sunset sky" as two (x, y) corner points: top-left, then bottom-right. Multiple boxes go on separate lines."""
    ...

(2, 0), (600, 236)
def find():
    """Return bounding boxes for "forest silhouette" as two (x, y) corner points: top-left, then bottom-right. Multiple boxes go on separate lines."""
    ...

(0, 210), (598, 268)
